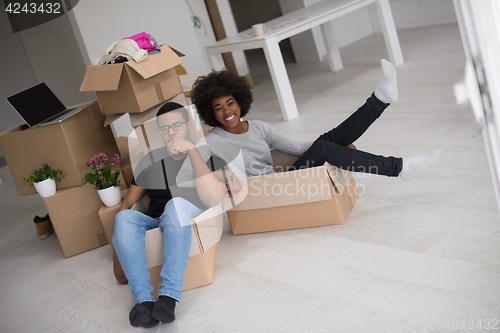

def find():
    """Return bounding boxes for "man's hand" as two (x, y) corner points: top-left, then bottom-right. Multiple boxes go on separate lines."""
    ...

(167, 137), (195, 155)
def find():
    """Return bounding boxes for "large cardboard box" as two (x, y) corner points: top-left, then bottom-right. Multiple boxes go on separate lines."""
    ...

(224, 150), (359, 235)
(0, 101), (120, 196)
(43, 184), (109, 258)
(98, 193), (223, 295)
(80, 45), (184, 114)
(42, 171), (128, 258)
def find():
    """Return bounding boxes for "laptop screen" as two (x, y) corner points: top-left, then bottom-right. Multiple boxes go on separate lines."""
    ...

(7, 83), (67, 127)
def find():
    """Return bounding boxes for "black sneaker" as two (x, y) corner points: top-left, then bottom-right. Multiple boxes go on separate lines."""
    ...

(152, 296), (176, 323)
(129, 302), (158, 328)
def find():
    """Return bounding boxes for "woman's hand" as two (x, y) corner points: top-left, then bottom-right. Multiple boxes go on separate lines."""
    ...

(226, 173), (243, 197)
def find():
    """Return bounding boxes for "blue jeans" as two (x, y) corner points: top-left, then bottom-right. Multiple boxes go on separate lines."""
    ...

(291, 93), (403, 176)
(112, 197), (203, 303)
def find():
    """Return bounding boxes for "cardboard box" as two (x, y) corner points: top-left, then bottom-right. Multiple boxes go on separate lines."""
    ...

(43, 183), (109, 258)
(224, 150), (359, 235)
(80, 45), (184, 114)
(98, 194), (223, 295)
(0, 101), (119, 196)
(120, 163), (134, 188)
(42, 171), (128, 258)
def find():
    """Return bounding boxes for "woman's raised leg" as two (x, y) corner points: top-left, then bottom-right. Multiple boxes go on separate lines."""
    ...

(317, 59), (398, 146)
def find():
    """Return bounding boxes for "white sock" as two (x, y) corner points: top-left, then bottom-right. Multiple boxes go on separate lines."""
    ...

(400, 149), (441, 181)
(374, 59), (398, 104)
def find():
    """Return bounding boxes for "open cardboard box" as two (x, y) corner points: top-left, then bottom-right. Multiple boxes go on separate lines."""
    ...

(80, 45), (184, 114)
(42, 166), (127, 258)
(223, 150), (359, 235)
(98, 189), (224, 295)
(0, 101), (119, 196)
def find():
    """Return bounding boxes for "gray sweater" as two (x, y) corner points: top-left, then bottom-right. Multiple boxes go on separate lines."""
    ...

(176, 120), (313, 186)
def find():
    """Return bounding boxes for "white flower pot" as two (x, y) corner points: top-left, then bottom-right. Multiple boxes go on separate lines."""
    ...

(33, 178), (57, 198)
(97, 186), (121, 207)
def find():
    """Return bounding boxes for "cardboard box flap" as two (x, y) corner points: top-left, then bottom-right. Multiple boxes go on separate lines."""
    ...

(128, 93), (188, 127)
(228, 166), (333, 211)
(192, 204), (224, 253)
(103, 113), (125, 127)
(145, 225), (201, 268)
(168, 45), (185, 57)
(126, 45), (183, 80)
(271, 149), (300, 170)
(145, 205), (222, 268)
(179, 72), (204, 92)
(323, 162), (353, 194)
(80, 63), (124, 92)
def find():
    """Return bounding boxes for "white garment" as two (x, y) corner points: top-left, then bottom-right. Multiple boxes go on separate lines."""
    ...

(93, 39), (148, 66)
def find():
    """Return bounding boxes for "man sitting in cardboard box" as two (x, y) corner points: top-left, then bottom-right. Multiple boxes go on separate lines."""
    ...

(112, 102), (230, 328)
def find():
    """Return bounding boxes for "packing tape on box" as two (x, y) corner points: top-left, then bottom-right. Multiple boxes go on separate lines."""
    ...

(155, 82), (164, 104)
(140, 124), (151, 148)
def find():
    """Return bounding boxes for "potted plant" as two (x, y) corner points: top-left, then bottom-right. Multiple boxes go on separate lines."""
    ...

(23, 164), (65, 198)
(84, 152), (122, 207)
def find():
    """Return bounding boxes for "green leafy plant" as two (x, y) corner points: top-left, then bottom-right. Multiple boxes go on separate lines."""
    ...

(23, 164), (65, 186)
(84, 152), (121, 190)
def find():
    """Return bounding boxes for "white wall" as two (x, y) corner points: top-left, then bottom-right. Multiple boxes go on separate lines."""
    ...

(0, 10), (95, 134)
(70, 0), (211, 74)
(0, 10), (36, 134)
(370, 0), (456, 32)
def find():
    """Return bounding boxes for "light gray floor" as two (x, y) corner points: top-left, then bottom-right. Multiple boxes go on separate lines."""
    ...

(1, 23), (499, 332)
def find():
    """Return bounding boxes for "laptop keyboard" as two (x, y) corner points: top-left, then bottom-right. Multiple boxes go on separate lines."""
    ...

(41, 107), (76, 123)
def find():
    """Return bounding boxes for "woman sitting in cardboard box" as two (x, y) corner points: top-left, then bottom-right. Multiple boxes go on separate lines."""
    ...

(176, 60), (440, 194)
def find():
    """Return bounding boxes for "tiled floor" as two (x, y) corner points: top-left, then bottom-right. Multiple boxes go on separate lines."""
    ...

(1, 23), (499, 332)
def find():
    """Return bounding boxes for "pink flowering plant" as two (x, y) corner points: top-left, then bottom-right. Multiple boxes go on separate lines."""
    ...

(84, 152), (121, 190)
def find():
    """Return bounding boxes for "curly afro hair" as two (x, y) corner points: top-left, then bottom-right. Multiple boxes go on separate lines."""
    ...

(191, 70), (253, 127)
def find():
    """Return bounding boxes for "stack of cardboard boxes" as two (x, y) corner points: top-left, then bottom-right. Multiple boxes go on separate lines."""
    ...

(0, 101), (122, 257)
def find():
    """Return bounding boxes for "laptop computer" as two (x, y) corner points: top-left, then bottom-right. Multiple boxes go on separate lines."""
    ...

(7, 83), (93, 128)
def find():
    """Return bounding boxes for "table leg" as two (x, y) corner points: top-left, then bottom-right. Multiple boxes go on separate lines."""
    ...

(320, 20), (343, 72)
(207, 49), (226, 71)
(263, 37), (299, 121)
(376, 0), (404, 66)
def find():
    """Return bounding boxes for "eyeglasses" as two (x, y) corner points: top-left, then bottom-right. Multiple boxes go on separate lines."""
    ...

(157, 121), (187, 135)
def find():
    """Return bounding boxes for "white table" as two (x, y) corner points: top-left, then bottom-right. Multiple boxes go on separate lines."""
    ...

(205, 0), (403, 121)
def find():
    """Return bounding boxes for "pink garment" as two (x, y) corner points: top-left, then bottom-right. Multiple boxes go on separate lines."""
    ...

(123, 32), (155, 51)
